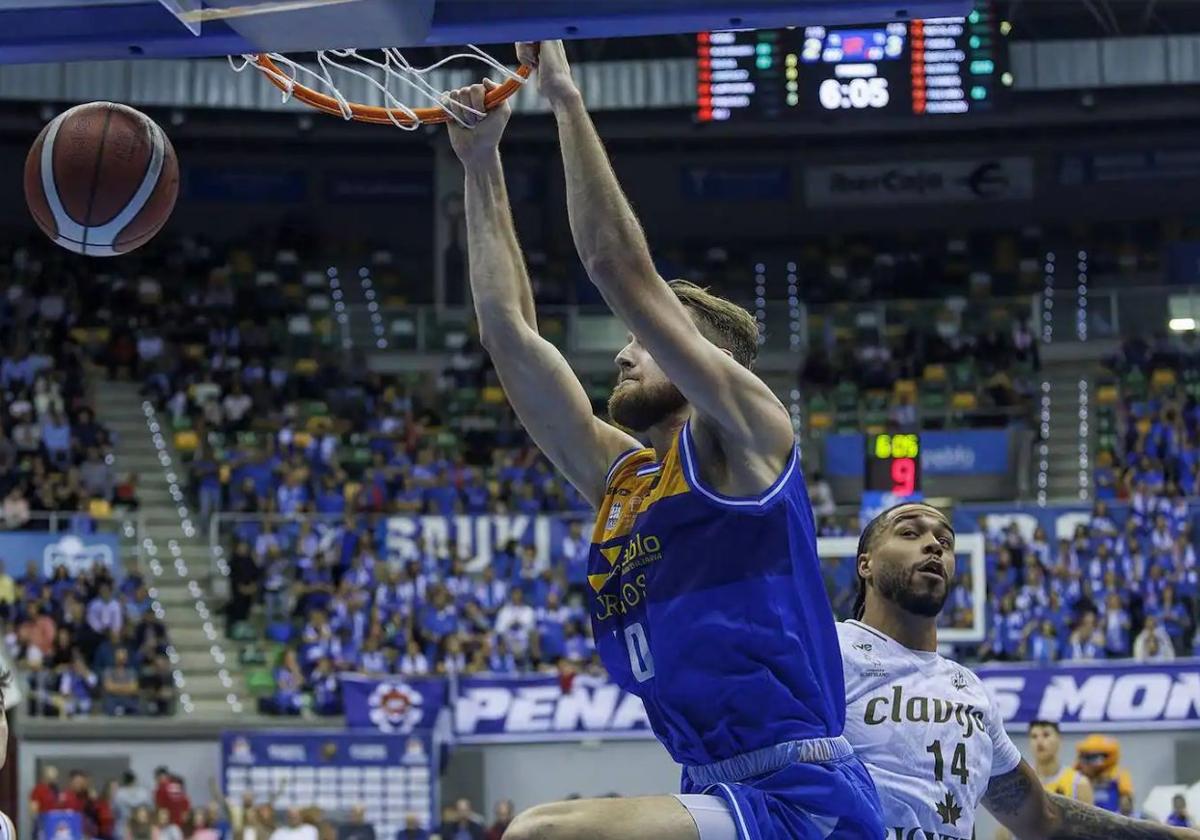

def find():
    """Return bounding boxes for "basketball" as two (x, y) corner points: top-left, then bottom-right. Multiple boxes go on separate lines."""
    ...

(23, 100), (178, 256)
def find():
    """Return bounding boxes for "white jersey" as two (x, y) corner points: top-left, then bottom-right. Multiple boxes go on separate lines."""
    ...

(0, 809), (13, 840)
(838, 620), (1021, 840)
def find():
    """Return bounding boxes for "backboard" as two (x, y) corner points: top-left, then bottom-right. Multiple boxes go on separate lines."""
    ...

(0, 0), (972, 64)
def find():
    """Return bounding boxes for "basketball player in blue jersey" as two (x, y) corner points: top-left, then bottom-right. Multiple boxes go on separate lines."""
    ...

(842, 502), (1199, 840)
(445, 41), (883, 840)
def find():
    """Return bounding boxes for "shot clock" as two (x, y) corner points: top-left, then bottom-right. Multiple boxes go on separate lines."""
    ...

(865, 433), (922, 497)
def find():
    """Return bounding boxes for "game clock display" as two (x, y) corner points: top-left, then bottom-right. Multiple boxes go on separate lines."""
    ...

(865, 433), (921, 496)
(696, 0), (1005, 122)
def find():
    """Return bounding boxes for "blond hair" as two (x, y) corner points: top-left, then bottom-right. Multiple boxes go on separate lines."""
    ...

(667, 280), (760, 369)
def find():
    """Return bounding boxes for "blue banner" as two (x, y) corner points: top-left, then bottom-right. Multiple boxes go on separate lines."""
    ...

(824, 430), (1010, 479)
(0, 531), (121, 579)
(222, 730), (438, 834)
(341, 674), (446, 733)
(324, 170), (432, 202)
(978, 659), (1200, 732)
(1168, 242), (1200, 284)
(454, 674), (653, 743)
(680, 164), (791, 201)
(185, 166), (307, 202)
(384, 513), (589, 570)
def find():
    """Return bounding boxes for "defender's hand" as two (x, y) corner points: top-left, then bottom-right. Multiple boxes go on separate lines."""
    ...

(517, 40), (579, 105)
(446, 79), (512, 166)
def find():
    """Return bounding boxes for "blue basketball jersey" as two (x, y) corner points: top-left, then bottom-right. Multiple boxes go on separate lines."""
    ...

(588, 420), (845, 766)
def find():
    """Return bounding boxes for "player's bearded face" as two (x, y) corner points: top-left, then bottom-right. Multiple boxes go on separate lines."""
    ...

(871, 523), (953, 617)
(609, 351), (687, 432)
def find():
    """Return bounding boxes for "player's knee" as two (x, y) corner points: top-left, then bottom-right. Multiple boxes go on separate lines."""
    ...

(502, 802), (578, 840)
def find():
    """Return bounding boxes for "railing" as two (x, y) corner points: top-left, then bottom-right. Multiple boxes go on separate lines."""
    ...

(348, 294), (1045, 356)
(1038, 282), (1200, 345)
(13, 510), (137, 537)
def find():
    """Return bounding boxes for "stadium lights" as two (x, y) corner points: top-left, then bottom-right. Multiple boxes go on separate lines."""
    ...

(1169, 317), (1196, 332)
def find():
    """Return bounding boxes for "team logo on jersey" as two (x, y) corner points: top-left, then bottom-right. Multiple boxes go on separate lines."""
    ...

(367, 681), (425, 733)
(951, 669), (968, 691)
(935, 792), (963, 826)
(605, 502), (622, 530)
(853, 642), (888, 678)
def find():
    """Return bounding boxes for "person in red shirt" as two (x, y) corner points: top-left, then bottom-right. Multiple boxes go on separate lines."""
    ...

(92, 780), (118, 839)
(30, 765), (87, 826)
(154, 767), (191, 826)
(485, 800), (514, 840)
(28, 764), (63, 819)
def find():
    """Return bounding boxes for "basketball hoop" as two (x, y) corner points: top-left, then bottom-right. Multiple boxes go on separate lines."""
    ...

(229, 46), (531, 129)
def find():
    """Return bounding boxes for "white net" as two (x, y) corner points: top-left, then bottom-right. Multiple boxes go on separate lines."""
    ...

(228, 45), (527, 128)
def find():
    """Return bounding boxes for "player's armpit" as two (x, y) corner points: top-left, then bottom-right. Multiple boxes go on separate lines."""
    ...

(984, 762), (1195, 840)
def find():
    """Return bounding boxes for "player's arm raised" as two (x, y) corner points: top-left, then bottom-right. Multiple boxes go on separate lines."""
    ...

(525, 41), (794, 477)
(982, 760), (1198, 840)
(446, 81), (640, 509)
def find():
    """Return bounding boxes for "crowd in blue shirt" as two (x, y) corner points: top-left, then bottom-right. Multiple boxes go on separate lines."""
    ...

(1096, 333), (1200, 501)
(224, 513), (599, 715)
(979, 492), (1197, 663)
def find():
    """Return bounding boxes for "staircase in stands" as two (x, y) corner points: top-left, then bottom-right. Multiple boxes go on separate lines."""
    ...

(1041, 360), (1097, 504)
(93, 380), (247, 719)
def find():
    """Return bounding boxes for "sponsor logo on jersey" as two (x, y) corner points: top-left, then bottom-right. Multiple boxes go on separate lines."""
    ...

(889, 827), (970, 840)
(605, 502), (623, 530)
(951, 669), (969, 691)
(853, 641), (889, 678)
(593, 572), (649, 622)
(621, 532), (661, 573)
(862, 684), (987, 739)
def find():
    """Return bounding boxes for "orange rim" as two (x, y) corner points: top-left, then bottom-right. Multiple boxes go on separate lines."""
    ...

(253, 55), (531, 126)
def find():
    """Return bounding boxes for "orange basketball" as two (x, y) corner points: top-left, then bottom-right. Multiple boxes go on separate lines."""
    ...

(23, 101), (179, 256)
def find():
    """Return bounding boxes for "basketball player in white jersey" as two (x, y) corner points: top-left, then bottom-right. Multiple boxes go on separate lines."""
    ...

(840, 502), (1198, 840)
(0, 669), (14, 838)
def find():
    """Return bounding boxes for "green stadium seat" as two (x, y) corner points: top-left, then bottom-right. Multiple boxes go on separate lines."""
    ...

(246, 668), (277, 697)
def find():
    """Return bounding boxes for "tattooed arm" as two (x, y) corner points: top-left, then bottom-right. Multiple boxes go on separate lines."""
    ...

(982, 760), (1199, 840)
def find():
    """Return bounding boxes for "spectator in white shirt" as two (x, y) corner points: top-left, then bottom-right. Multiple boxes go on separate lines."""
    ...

(222, 384), (254, 432)
(494, 589), (536, 656)
(398, 640), (431, 676)
(86, 582), (123, 636)
(269, 808), (319, 840)
(808, 471), (836, 517)
(1134, 616), (1175, 662)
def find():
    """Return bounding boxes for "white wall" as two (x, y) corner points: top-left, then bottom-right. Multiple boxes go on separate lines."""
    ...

(475, 738), (681, 812)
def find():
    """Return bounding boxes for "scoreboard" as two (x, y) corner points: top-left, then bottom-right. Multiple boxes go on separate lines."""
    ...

(865, 433), (921, 496)
(696, 0), (1006, 122)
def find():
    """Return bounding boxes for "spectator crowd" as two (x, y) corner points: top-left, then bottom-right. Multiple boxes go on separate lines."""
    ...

(978, 494), (1197, 663)
(9, 557), (177, 718)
